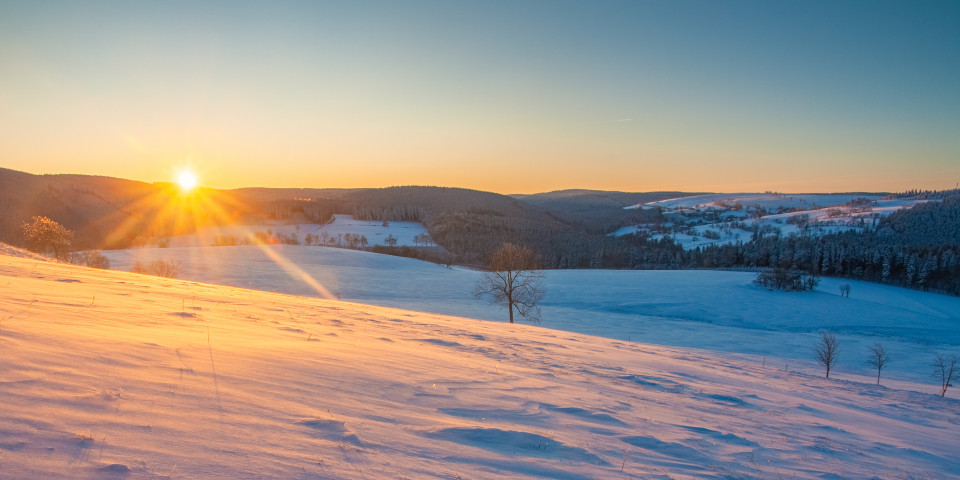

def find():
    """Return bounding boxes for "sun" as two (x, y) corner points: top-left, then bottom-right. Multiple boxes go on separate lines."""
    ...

(177, 169), (198, 192)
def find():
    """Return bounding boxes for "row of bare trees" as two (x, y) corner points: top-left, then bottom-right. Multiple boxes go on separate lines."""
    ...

(815, 332), (957, 396)
(473, 245), (960, 398)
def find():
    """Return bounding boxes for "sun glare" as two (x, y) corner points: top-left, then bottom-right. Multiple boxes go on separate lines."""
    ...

(177, 169), (198, 192)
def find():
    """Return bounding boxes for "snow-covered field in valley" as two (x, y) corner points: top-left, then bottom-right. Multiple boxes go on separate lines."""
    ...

(165, 215), (430, 248)
(103, 245), (960, 386)
(3, 252), (959, 479)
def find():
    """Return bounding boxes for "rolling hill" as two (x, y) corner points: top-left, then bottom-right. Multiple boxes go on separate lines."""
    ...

(2, 250), (958, 479)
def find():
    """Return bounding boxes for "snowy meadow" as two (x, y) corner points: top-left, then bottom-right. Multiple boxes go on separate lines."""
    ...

(2, 250), (959, 479)
(103, 244), (960, 387)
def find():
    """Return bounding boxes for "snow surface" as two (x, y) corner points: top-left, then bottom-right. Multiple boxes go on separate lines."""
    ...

(630, 193), (888, 211)
(0, 242), (51, 261)
(102, 245), (960, 386)
(615, 194), (926, 251)
(165, 214), (430, 248)
(3, 252), (959, 479)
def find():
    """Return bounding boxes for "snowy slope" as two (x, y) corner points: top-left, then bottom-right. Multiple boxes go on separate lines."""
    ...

(616, 193), (926, 250)
(631, 193), (887, 211)
(3, 253), (958, 479)
(0, 242), (52, 261)
(165, 214), (430, 248)
(102, 245), (960, 385)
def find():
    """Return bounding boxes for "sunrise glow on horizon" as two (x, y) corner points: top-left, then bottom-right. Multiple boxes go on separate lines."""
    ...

(176, 169), (198, 192)
(1, 1), (958, 195)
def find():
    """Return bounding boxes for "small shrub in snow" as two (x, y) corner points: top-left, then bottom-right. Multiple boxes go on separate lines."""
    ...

(132, 259), (182, 278)
(755, 267), (818, 292)
(786, 213), (810, 228)
(75, 432), (95, 445)
(702, 229), (721, 240)
(68, 250), (110, 269)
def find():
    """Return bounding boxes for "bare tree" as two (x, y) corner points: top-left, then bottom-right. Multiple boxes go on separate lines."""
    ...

(866, 342), (889, 385)
(815, 331), (840, 378)
(21, 216), (74, 260)
(475, 243), (545, 324)
(932, 353), (958, 397)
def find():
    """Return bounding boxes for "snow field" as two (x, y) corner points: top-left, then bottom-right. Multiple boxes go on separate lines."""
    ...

(2, 254), (958, 479)
(165, 214), (430, 248)
(101, 245), (960, 386)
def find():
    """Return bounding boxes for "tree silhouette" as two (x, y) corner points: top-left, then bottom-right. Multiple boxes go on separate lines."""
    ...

(21, 216), (73, 260)
(866, 342), (889, 385)
(932, 353), (958, 397)
(815, 331), (840, 378)
(475, 243), (545, 323)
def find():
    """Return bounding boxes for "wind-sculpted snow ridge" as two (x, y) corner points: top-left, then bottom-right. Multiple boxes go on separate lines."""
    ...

(2, 254), (958, 479)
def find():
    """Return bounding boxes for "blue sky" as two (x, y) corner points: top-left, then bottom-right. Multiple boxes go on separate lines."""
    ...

(1, 1), (957, 193)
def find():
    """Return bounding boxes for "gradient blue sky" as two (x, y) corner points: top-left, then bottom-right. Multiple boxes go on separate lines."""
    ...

(1, 0), (957, 193)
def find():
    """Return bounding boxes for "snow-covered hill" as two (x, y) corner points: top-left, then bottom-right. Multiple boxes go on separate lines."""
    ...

(616, 193), (927, 250)
(3, 253), (958, 479)
(102, 245), (960, 385)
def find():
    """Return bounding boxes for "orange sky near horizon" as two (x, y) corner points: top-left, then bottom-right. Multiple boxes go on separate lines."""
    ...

(1, 1), (958, 195)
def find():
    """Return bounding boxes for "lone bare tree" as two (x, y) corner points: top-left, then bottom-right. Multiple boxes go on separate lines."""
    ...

(815, 331), (840, 378)
(866, 342), (890, 385)
(21, 216), (74, 260)
(932, 353), (958, 397)
(475, 243), (545, 323)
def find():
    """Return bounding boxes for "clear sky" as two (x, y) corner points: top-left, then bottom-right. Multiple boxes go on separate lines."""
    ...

(1, 0), (958, 194)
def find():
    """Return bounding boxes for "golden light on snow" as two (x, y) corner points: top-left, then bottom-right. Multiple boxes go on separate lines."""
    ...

(98, 169), (338, 300)
(177, 169), (199, 192)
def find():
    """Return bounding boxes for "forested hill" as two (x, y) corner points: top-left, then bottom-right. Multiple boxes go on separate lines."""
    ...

(511, 189), (699, 233)
(0, 168), (160, 249)
(0, 170), (608, 265)
(2, 168), (958, 294)
(883, 196), (960, 247)
(0, 168), (686, 268)
(340, 186), (574, 266)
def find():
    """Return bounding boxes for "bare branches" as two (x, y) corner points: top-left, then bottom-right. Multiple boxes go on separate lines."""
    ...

(815, 331), (840, 378)
(865, 342), (889, 385)
(475, 243), (545, 324)
(932, 353), (958, 397)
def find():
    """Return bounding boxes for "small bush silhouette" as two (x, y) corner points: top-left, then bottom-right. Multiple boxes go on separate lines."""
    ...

(755, 267), (818, 292)
(68, 250), (110, 269)
(132, 259), (182, 278)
